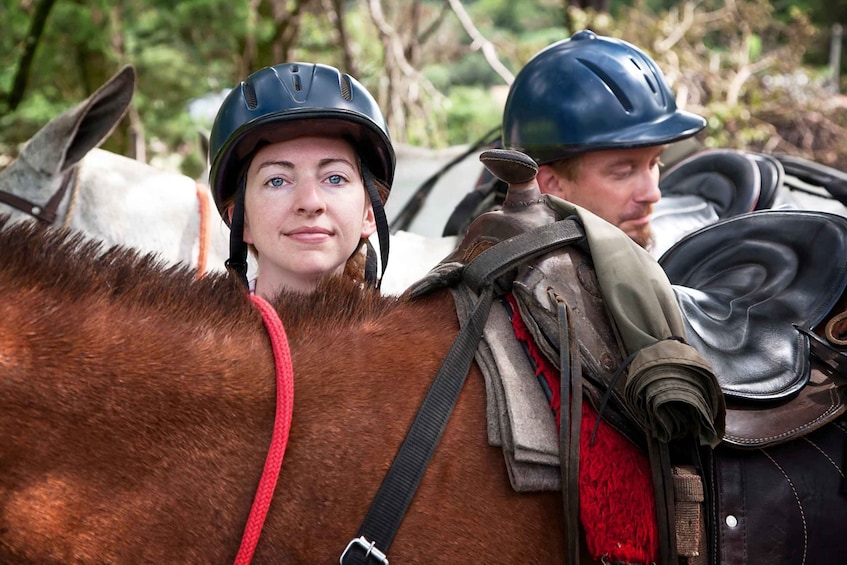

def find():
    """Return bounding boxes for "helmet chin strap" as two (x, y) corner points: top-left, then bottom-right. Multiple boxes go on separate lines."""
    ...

(225, 180), (250, 288)
(362, 164), (389, 289)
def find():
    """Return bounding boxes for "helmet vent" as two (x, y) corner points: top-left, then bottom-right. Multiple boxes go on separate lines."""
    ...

(578, 58), (634, 112)
(340, 74), (353, 101)
(630, 57), (659, 95)
(244, 82), (258, 109)
(289, 64), (302, 91)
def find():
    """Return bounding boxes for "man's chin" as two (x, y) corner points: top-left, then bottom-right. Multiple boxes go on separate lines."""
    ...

(627, 226), (653, 250)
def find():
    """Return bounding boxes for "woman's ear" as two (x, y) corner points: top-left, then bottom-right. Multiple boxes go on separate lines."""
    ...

(360, 202), (377, 239)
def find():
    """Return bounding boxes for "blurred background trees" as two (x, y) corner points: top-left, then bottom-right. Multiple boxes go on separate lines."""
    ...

(2, 0), (847, 177)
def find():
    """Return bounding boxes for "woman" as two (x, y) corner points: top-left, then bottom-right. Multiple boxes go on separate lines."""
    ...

(208, 62), (394, 298)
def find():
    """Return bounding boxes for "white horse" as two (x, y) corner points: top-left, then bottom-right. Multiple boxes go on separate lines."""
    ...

(0, 66), (230, 276)
(0, 65), (464, 295)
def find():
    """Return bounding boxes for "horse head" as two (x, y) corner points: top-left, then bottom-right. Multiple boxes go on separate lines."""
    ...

(0, 65), (135, 225)
(0, 65), (232, 274)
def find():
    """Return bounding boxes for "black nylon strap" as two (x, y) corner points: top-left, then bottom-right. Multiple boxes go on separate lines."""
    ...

(361, 165), (389, 288)
(341, 218), (585, 564)
(343, 285), (496, 564)
(364, 240), (379, 287)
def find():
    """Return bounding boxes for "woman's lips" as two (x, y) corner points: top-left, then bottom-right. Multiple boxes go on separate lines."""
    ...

(286, 226), (332, 243)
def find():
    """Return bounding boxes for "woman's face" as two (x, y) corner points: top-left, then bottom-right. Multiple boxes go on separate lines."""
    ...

(243, 135), (376, 295)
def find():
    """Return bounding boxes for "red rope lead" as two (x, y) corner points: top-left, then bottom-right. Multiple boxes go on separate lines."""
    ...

(234, 295), (296, 565)
(194, 181), (210, 278)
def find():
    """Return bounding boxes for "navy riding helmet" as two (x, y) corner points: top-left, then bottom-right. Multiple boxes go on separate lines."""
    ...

(208, 62), (395, 287)
(503, 30), (707, 165)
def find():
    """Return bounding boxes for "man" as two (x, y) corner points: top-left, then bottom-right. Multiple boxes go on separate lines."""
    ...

(447, 30), (706, 252)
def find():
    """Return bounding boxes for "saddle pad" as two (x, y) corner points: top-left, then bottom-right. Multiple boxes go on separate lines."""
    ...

(660, 210), (847, 401)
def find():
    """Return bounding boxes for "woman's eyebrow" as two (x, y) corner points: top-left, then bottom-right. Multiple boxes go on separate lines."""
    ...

(317, 157), (356, 169)
(256, 159), (294, 171)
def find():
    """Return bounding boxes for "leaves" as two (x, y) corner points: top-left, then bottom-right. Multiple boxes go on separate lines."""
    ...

(1, 0), (846, 173)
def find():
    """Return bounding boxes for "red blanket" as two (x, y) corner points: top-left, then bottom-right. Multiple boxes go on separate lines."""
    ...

(507, 294), (657, 564)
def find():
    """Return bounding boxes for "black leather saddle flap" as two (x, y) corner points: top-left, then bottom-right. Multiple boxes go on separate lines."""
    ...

(659, 210), (847, 401)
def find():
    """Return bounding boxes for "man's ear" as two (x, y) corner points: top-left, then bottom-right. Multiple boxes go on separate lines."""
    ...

(535, 165), (565, 198)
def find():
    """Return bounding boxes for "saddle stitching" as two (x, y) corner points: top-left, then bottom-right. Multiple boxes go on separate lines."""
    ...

(801, 436), (845, 478)
(760, 450), (808, 565)
(722, 388), (843, 444)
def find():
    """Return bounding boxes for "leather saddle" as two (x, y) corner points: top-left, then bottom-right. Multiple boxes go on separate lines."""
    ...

(651, 149), (796, 259)
(777, 152), (847, 208)
(659, 209), (847, 446)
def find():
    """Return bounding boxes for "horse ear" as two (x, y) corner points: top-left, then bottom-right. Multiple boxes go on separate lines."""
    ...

(20, 65), (136, 176)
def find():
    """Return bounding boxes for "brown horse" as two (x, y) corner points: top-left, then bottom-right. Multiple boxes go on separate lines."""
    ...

(4, 196), (847, 564)
(0, 217), (568, 564)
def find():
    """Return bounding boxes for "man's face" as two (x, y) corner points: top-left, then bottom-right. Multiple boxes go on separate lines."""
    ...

(538, 145), (666, 249)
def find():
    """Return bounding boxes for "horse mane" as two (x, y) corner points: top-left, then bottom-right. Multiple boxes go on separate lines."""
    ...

(0, 215), (402, 333)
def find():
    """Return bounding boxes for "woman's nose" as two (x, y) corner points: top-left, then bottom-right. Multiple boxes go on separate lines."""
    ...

(293, 180), (326, 213)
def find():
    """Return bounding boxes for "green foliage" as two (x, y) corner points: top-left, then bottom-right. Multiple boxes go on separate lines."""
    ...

(442, 85), (501, 145)
(2, 0), (847, 173)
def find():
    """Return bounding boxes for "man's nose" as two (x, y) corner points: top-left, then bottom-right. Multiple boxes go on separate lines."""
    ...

(634, 171), (662, 205)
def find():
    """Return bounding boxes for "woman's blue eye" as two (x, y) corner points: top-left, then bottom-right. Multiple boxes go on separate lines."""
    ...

(269, 177), (285, 187)
(327, 174), (344, 185)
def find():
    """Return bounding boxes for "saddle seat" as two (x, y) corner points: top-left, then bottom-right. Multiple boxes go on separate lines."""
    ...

(659, 209), (847, 446)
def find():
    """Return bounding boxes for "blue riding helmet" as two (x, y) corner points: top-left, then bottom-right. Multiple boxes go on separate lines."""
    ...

(503, 30), (707, 165)
(209, 62), (395, 217)
(208, 62), (395, 287)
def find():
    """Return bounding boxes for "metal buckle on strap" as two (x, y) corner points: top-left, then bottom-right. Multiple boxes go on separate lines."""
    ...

(340, 536), (389, 565)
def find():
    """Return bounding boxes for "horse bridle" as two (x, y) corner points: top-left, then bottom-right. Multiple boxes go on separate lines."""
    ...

(0, 165), (78, 225)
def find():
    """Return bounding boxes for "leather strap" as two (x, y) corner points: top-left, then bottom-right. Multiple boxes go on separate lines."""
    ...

(341, 220), (585, 564)
(341, 284), (496, 565)
(0, 166), (77, 224)
(556, 296), (582, 564)
(648, 438), (680, 565)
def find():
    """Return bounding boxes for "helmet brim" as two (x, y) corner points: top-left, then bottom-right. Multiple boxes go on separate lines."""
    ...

(525, 110), (706, 165)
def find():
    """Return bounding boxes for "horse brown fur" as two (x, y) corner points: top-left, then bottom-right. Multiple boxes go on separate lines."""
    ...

(0, 217), (567, 563)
